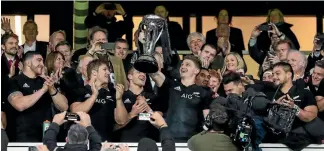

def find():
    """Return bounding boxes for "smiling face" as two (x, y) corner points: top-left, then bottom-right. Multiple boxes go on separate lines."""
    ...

(27, 54), (44, 75)
(180, 59), (200, 79)
(272, 66), (291, 86)
(2, 36), (19, 56)
(54, 53), (65, 71)
(114, 42), (128, 59)
(225, 54), (238, 72)
(287, 51), (304, 74)
(96, 64), (110, 84)
(189, 36), (204, 55)
(312, 66), (324, 87)
(128, 68), (147, 87)
(196, 69), (210, 87)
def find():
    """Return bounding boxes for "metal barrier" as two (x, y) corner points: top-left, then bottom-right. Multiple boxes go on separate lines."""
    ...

(7, 143), (324, 151)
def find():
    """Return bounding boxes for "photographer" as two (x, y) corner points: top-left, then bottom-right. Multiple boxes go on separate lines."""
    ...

(222, 72), (270, 151)
(72, 26), (128, 89)
(70, 59), (128, 141)
(188, 102), (238, 151)
(85, 3), (134, 42)
(43, 111), (102, 151)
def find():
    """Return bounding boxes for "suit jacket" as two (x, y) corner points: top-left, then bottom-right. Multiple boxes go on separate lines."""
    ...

(206, 27), (245, 57)
(21, 41), (48, 60)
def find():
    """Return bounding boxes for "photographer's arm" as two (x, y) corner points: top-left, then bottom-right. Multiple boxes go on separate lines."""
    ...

(43, 123), (59, 151)
(87, 126), (102, 151)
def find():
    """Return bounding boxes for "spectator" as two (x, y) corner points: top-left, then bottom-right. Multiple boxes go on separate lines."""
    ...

(208, 69), (223, 99)
(55, 41), (73, 69)
(308, 60), (324, 96)
(154, 5), (188, 50)
(72, 26), (128, 89)
(187, 32), (205, 56)
(112, 38), (133, 74)
(1, 33), (22, 79)
(287, 50), (307, 81)
(21, 20), (48, 60)
(43, 111), (102, 151)
(221, 52), (246, 75)
(198, 44), (217, 69)
(7, 51), (68, 141)
(261, 40), (292, 74)
(1, 17), (14, 35)
(85, 3), (134, 42)
(305, 34), (324, 74)
(188, 102), (238, 151)
(256, 8), (300, 53)
(206, 9), (245, 57)
(77, 55), (94, 85)
(49, 30), (66, 53)
(70, 59), (128, 141)
(262, 68), (274, 82)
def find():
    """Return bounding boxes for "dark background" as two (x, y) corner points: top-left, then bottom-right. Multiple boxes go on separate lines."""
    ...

(2, 1), (323, 49)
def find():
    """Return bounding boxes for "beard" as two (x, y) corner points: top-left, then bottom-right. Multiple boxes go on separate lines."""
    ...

(6, 48), (18, 56)
(30, 64), (42, 75)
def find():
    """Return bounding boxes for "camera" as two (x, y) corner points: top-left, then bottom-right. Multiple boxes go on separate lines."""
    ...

(232, 117), (252, 146)
(138, 113), (151, 121)
(258, 24), (272, 31)
(65, 113), (80, 121)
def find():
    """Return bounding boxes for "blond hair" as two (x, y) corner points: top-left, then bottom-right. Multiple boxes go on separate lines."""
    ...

(221, 52), (246, 74)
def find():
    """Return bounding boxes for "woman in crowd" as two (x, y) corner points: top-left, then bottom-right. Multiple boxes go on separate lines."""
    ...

(221, 52), (247, 75)
(206, 9), (245, 57)
(256, 8), (300, 52)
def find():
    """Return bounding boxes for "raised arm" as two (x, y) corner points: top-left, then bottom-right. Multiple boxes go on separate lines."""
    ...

(149, 71), (166, 87)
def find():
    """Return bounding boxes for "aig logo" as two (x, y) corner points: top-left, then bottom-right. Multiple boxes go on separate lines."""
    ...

(95, 99), (106, 104)
(181, 94), (193, 99)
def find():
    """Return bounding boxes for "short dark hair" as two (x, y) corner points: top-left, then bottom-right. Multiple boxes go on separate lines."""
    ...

(23, 51), (42, 62)
(315, 60), (324, 69)
(209, 102), (229, 131)
(114, 38), (129, 49)
(273, 62), (294, 79)
(183, 55), (201, 70)
(1, 33), (18, 45)
(89, 26), (108, 41)
(55, 40), (72, 51)
(222, 71), (242, 85)
(201, 43), (218, 54)
(86, 59), (108, 80)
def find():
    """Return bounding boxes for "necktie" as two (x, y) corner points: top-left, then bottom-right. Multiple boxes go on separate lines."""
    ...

(8, 60), (13, 68)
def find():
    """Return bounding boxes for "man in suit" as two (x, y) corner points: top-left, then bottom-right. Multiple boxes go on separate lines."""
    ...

(21, 20), (48, 60)
(1, 33), (21, 79)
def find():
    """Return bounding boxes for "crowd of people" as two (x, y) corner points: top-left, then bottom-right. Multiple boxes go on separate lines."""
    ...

(1, 2), (324, 151)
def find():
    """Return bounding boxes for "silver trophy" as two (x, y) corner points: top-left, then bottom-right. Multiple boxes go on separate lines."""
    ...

(133, 14), (167, 73)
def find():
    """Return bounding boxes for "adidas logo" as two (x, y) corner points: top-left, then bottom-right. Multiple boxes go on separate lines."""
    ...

(85, 94), (91, 98)
(174, 86), (181, 91)
(124, 98), (131, 104)
(23, 83), (30, 88)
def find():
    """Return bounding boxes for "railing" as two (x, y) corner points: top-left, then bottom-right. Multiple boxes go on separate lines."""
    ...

(175, 50), (312, 55)
(7, 143), (324, 151)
